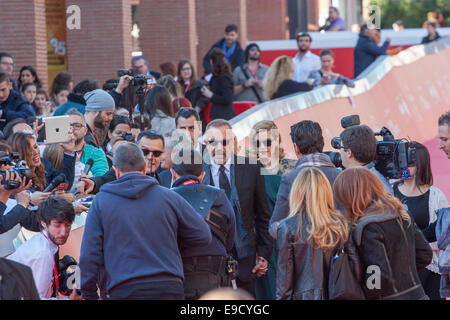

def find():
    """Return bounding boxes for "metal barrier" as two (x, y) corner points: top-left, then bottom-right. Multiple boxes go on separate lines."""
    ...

(231, 36), (450, 159)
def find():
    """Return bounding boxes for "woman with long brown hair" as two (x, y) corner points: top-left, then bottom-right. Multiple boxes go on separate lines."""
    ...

(333, 167), (433, 300)
(177, 59), (197, 96)
(144, 85), (175, 138)
(8, 132), (76, 197)
(276, 167), (349, 300)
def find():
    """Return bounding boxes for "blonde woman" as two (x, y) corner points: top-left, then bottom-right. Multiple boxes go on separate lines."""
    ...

(263, 56), (312, 100)
(276, 167), (349, 300)
(333, 167), (433, 300)
(248, 120), (296, 300)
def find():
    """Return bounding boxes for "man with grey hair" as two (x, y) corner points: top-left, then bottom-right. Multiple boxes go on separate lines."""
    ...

(131, 55), (161, 79)
(79, 142), (212, 300)
(203, 119), (272, 296)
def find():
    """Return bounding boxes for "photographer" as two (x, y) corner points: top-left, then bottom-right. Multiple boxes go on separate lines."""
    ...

(8, 131), (76, 196)
(339, 124), (393, 193)
(0, 142), (35, 257)
(7, 196), (79, 299)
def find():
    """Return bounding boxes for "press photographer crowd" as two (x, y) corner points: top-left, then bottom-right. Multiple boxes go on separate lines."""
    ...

(0, 18), (449, 301)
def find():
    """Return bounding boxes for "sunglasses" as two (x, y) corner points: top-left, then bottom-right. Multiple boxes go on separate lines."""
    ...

(207, 138), (232, 147)
(256, 139), (272, 148)
(141, 148), (163, 157)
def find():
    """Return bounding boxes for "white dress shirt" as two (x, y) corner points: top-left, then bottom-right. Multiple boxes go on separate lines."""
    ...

(210, 157), (232, 189)
(292, 51), (321, 82)
(8, 230), (58, 299)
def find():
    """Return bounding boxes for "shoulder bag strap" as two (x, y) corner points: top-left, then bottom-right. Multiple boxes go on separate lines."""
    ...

(240, 65), (264, 103)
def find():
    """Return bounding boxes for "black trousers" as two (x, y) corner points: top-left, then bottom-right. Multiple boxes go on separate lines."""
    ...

(183, 255), (227, 300)
(419, 268), (443, 300)
(234, 252), (257, 298)
(108, 280), (185, 300)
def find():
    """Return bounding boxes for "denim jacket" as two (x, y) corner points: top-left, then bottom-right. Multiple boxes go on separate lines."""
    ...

(436, 207), (450, 274)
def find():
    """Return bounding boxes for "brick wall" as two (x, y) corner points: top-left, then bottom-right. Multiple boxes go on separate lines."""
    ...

(66, 0), (132, 87)
(246, 0), (287, 41)
(0, 0), (295, 92)
(195, 0), (247, 75)
(140, 0), (198, 74)
(0, 0), (48, 90)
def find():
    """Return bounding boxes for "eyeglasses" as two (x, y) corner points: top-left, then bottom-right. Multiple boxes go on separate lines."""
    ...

(207, 138), (232, 147)
(256, 139), (272, 148)
(141, 148), (163, 157)
(181, 67), (192, 72)
(70, 123), (84, 130)
(0, 61), (15, 67)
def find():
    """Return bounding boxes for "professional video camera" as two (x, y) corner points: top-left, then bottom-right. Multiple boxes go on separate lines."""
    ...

(328, 115), (416, 179)
(117, 69), (156, 95)
(58, 255), (81, 296)
(0, 152), (32, 190)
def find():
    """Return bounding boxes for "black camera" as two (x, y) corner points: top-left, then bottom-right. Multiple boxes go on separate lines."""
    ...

(0, 152), (32, 190)
(117, 69), (134, 77)
(329, 115), (416, 179)
(121, 131), (135, 142)
(58, 255), (81, 296)
(117, 69), (156, 96)
(373, 127), (416, 179)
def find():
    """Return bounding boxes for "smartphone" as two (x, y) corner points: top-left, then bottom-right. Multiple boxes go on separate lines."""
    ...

(43, 115), (71, 144)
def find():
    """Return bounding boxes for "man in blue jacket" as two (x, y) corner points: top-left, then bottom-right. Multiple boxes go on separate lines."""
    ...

(354, 24), (391, 78)
(79, 142), (212, 300)
(202, 24), (245, 76)
(0, 72), (35, 131)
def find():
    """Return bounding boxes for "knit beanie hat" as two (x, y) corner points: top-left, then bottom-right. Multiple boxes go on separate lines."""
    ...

(84, 89), (115, 112)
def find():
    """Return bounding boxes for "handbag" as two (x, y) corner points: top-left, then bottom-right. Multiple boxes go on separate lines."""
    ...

(327, 238), (366, 300)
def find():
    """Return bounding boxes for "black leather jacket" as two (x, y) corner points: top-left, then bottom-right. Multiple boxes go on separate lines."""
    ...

(276, 215), (335, 300)
(353, 207), (432, 300)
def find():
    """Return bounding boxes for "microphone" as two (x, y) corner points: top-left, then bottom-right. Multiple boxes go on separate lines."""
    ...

(83, 158), (94, 175)
(43, 173), (66, 193)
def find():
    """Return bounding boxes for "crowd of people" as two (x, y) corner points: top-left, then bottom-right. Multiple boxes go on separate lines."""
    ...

(0, 15), (449, 301)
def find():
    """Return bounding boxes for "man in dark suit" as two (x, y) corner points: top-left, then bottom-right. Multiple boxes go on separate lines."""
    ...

(0, 257), (40, 300)
(202, 119), (272, 296)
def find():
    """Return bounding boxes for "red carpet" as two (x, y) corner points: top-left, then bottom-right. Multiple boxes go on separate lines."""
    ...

(425, 137), (450, 200)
